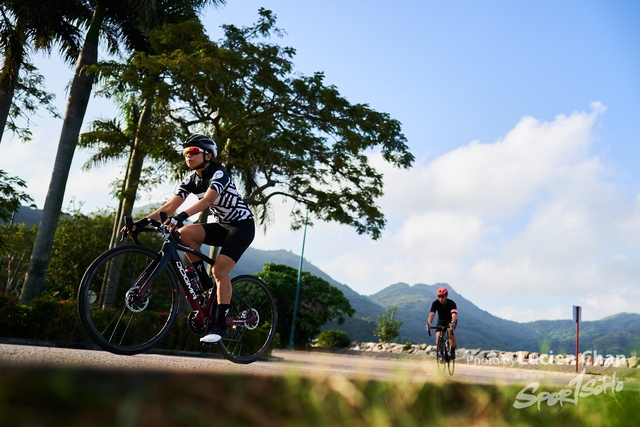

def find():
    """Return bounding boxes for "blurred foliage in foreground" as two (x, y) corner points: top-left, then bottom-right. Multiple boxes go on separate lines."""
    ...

(0, 365), (638, 427)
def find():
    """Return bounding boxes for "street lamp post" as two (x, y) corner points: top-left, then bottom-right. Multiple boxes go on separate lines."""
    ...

(288, 209), (309, 349)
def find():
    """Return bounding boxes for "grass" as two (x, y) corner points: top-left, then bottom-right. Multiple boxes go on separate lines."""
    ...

(0, 363), (639, 427)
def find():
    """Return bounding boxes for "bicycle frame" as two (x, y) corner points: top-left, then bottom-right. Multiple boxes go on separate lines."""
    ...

(128, 217), (256, 328)
(428, 325), (454, 358)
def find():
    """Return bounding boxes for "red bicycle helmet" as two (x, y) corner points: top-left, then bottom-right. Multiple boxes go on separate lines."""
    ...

(437, 287), (448, 297)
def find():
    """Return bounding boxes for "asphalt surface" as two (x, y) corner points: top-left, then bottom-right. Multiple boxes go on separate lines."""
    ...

(0, 343), (609, 389)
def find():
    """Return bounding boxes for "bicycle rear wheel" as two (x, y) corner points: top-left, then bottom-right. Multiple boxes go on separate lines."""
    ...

(78, 245), (180, 355)
(217, 275), (278, 364)
(448, 353), (455, 375)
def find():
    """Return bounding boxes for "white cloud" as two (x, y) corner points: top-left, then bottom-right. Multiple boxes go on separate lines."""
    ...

(290, 103), (640, 321)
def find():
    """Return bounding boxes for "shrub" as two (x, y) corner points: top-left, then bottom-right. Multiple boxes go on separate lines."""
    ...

(374, 306), (404, 343)
(317, 329), (351, 349)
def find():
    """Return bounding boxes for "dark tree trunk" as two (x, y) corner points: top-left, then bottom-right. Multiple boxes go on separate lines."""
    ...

(20, 4), (105, 303)
(109, 97), (153, 249)
(0, 21), (25, 145)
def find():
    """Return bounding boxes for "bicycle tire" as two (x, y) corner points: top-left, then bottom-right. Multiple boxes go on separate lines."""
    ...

(443, 333), (455, 375)
(78, 245), (180, 355)
(436, 338), (447, 372)
(216, 275), (278, 364)
(448, 353), (455, 375)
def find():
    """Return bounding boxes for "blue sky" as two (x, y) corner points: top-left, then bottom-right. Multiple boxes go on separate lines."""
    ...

(1, 1), (640, 322)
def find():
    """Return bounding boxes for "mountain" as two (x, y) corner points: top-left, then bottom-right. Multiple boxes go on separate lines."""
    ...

(1, 205), (42, 227)
(367, 282), (540, 350)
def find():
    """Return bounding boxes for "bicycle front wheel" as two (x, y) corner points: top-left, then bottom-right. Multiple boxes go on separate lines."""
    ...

(78, 245), (180, 355)
(436, 339), (447, 373)
(217, 275), (278, 364)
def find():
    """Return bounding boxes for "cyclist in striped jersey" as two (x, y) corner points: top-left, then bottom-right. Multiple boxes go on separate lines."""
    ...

(132, 134), (255, 344)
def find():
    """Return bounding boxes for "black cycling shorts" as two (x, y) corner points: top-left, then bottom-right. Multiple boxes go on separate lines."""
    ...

(200, 218), (255, 263)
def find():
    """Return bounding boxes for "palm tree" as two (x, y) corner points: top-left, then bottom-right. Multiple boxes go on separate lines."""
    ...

(78, 94), (179, 249)
(0, 0), (86, 144)
(20, 0), (226, 303)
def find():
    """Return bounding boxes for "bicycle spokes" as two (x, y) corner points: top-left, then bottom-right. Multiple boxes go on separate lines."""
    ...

(216, 276), (277, 364)
(78, 246), (180, 355)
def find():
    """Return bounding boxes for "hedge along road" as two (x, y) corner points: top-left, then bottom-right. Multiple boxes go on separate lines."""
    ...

(0, 343), (610, 389)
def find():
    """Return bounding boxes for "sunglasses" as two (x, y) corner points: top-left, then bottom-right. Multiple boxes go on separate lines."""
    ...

(438, 295), (447, 299)
(182, 146), (207, 157)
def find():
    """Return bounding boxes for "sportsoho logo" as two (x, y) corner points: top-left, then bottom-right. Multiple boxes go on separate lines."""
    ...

(513, 369), (624, 410)
(466, 350), (627, 367)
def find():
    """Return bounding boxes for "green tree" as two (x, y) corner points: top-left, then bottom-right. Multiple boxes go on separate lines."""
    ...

(0, 223), (37, 295)
(374, 306), (404, 343)
(0, 0), (86, 144)
(152, 10), (414, 237)
(99, 11), (413, 238)
(0, 170), (33, 225)
(43, 209), (115, 300)
(256, 263), (354, 348)
(21, 0), (225, 303)
(78, 95), (179, 252)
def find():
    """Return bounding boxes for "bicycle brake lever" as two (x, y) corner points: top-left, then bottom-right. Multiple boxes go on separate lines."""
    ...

(120, 216), (135, 242)
(158, 211), (169, 238)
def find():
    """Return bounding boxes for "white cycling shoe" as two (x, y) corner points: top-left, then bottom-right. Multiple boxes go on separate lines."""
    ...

(200, 327), (228, 343)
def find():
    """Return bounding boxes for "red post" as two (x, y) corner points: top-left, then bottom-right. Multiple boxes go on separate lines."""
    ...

(574, 306), (581, 373)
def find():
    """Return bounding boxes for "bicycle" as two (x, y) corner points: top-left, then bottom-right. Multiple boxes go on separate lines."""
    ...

(77, 213), (278, 364)
(428, 325), (455, 375)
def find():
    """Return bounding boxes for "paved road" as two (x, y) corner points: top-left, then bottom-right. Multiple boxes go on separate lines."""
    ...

(0, 343), (596, 389)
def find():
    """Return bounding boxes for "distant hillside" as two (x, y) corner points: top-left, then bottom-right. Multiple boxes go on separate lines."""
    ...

(234, 247), (640, 355)
(1, 205), (42, 227)
(525, 313), (640, 355)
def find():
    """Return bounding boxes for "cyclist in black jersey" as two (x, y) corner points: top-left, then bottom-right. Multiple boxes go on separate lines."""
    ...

(126, 134), (255, 344)
(426, 287), (458, 359)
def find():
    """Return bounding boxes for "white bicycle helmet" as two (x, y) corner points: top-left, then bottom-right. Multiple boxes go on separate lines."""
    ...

(183, 134), (218, 158)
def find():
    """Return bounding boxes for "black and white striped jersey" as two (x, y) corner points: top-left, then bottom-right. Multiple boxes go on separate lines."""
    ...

(175, 163), (254, 224)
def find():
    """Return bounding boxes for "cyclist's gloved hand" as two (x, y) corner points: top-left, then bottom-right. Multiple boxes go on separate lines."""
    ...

(133, 217), (150, 230)
(167, 212), (189, 230)
(426, 323), (431, 330)
(121, 217), (148, 236)
(449, 322), (456, 331)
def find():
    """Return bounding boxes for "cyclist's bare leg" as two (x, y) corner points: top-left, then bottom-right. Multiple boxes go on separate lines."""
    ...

(198, 254), (234, 340)
(211, 254), (234, 305)
(179, 224), (206, 263)
(179, 224), (233, 305)
(435, 330), (442, 352)
(448, 327), (456, 349)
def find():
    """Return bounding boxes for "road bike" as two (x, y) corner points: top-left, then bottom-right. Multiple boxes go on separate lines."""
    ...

(77, 213), (278, 364)
(428, 325), (455, 375)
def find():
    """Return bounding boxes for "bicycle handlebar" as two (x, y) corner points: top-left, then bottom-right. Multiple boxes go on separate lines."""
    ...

(121, 213), (215, 266)
(427, 325), (455, 337)
(121, 213), (180, 246)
